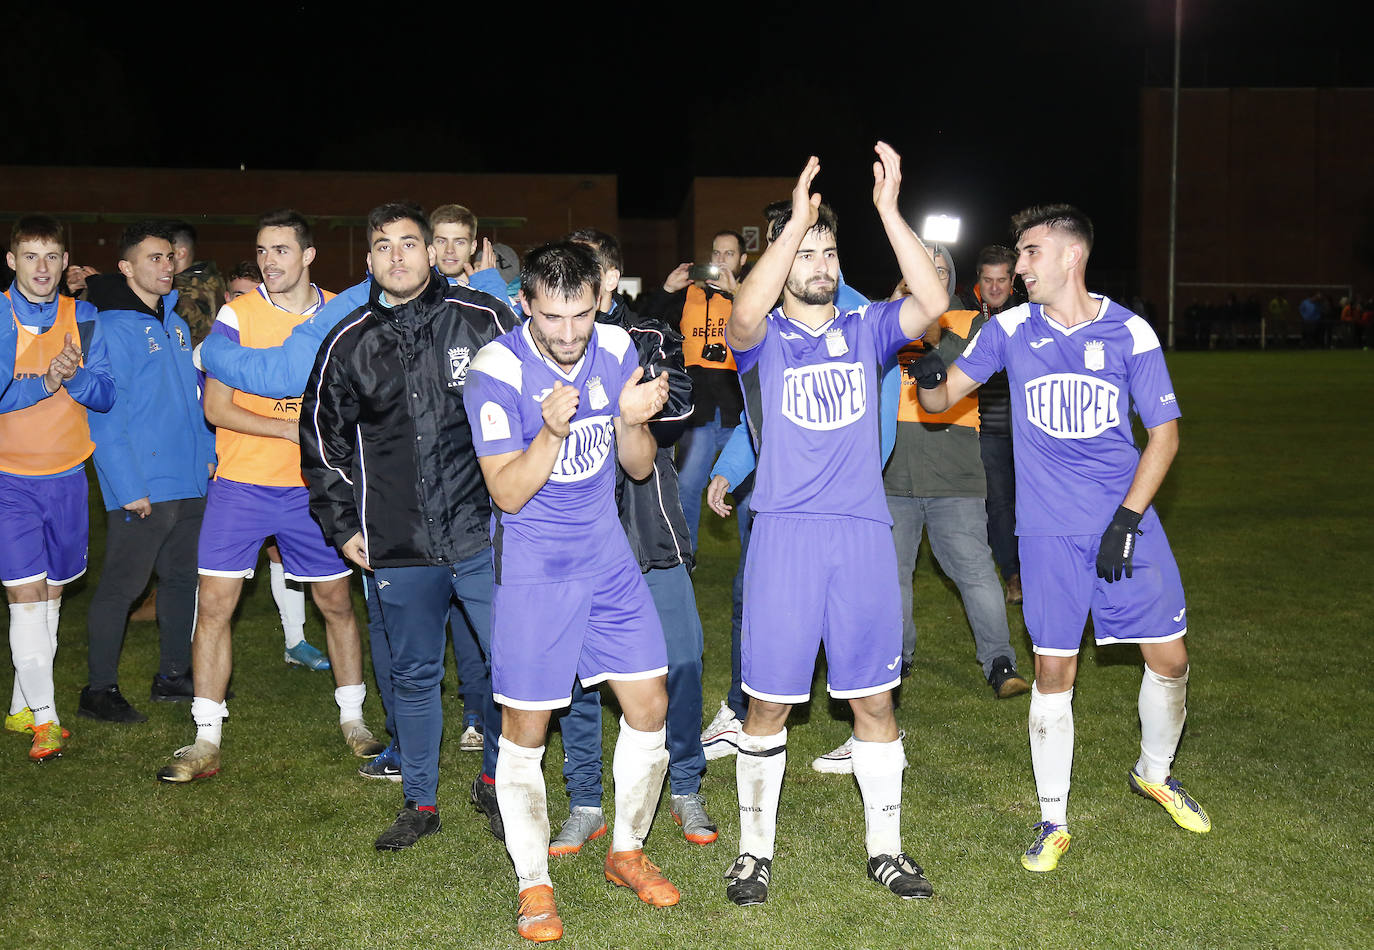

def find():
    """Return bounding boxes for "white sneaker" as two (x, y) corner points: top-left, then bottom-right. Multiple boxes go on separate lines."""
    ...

(811, 730), (908, 775)
(701, 700), (741, 760)
(459, 724), (484, 752)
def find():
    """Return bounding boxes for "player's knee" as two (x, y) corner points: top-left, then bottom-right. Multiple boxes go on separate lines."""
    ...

(6, 580), (47, 604)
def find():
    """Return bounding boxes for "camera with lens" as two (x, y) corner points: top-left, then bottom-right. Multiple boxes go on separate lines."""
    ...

(701, 342), (729, 363)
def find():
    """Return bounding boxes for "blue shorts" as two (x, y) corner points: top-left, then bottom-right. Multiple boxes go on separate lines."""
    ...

(0, 468), (89, 587)
(1020, 507), (1188, 656)
(197, 478), (350, 582)
(741, 514), (903, 703)
(490, 555), (667, 711)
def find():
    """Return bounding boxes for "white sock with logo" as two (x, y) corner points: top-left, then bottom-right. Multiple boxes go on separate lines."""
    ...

(496, 736), (552, 891)
(335, 683), (365, 724)
(191, 696), (228, 747)
(736, 727), (787, 860)
(851, 736), (905, 858)
(611, 716), (669, 852)
(1136, 664), (1188, 783)
(9, 602), (54, 725)
(1029, 682), (1074, 828)
(269, 560), (306, 649)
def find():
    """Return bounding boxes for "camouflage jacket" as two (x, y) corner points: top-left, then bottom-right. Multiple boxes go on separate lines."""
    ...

(173, 260), (227, 345)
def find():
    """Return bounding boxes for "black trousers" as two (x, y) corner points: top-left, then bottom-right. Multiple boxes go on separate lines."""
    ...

(86, 496), (205, 689)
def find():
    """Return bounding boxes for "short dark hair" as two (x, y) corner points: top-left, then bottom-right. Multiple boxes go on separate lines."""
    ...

(566, 227), (623, 273)
(521, 241), (601, 305)
(119, 220), (175, 260)
(976, 244), (1017, 277)
(763, 199), (839, 244)
(1011, 204), (1093, 252)
(431, 204), (478, 234)
(164, 219), (197, 251)
(10, 214), (65, 252)
(227, 260), (262, 283)
(257, 209), (314, 250)
(712, 229), (745, 256)
(367, 202), (432, 245)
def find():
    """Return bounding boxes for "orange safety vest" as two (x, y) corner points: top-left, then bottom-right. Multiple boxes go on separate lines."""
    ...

(894, 309), (981, 429)
(679, 284), (737, 371)
(212, 286), (333, 487)
(0, 292), (95, 475)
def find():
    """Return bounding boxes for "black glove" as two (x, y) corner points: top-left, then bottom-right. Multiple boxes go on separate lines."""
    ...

(908, 350), (947, 389)
(1096, 506), (1143, 582)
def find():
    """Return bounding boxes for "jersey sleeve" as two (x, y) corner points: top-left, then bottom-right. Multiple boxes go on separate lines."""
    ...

(1123, 317), (1181, 428)
(953, 319), (1007, 385)
(861, 298), (914, 362)
(463, 342), (527, 457)
(729, 320), (767, 373)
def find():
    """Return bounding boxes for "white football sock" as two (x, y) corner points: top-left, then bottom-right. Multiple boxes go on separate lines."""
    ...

(1136, 664), (1188, 783)
(496, 736), (552, 890)
(269, 560), (306, 649)
(46, 595), (61, 651)
(736, 727), (787, 860)
(1029, 682), (1074, 828)
(851, 736), (906, 858)
(191, 696), (228, 747)
(335, 682), (365, 724)
(611, 716), (669, 852)
(8, 671), (22, 716)
(9, 602), (54, 725)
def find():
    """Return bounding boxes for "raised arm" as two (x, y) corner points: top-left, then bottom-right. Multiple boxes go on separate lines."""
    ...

(476, 383), (580, 514)
(614, 366), (669, 480)
(727, 156), (822, 351)
(872, 142), (948, 341)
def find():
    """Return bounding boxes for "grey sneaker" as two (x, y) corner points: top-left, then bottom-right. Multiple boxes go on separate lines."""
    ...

(811, 730), (908, 775)
(548, 806), (607, 857)
(670, 793), (718, 845)
(458, 724), (484, 752)
(341, 719), (386, 758)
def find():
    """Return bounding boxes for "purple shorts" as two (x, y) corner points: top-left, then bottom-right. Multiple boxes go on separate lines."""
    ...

(197, 478), (349, 582)
(0, 468), (89, 587)
(742, 514), (903, 703)
(1020, 507), (1188, 656)
(490, 554), (667, 711)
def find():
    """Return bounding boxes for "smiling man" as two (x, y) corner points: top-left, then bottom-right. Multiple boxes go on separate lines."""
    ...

(463, 241), (674, 943)
(916, 204), (1209, 873)
(300, 202), (515, 851)
(157, 210), (384, 784)
(1, 215), (114, 760)
(83, 222), (217, 723)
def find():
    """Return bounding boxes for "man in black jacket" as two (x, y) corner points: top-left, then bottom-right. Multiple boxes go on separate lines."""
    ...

(545, 228), (718, 858)
(300, 203), (515, 851)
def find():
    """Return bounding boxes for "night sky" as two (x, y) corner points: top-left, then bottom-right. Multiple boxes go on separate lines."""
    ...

(3, 2), (1368, 294)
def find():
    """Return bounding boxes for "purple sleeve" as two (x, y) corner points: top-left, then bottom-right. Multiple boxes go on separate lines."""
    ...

(463, 369), (526, 458)
(953, 319), (1006, 385)
(1129, 348), (1182, 428)
(729, 323), (766, 373)
(863, 299), (915, 362)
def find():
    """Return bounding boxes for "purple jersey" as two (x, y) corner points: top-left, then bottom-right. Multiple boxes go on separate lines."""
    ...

(955, 296), (1181, 536)
(464, 322), (640, 584)
(735, 299), (912, 523)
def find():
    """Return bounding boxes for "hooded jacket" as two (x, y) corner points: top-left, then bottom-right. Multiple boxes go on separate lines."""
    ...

(85, 280), (215, 510)
(300, 274), (515, 568)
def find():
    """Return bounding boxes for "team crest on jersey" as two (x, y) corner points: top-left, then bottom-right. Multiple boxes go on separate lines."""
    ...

(174, 326), (187, 349)
(549, 416), (615, 483)
(1024, 374), (1120, 439)
(1083, 339), (1105, 371)
(781, 361), (867, 431)
(448, 346), (471, 384)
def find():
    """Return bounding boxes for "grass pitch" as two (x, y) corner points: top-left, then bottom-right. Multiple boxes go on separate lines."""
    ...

(2, 351), (1371, 949)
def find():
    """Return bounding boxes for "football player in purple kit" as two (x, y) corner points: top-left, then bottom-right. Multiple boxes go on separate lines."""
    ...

(722, 144), (949, 906)
(463, 242), (674, 943)
(915, 204), (1210, 873)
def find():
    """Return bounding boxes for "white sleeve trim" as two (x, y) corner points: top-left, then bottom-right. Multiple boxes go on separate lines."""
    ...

(1124, 314), (1162, 355)
(469, 339), (523, 391)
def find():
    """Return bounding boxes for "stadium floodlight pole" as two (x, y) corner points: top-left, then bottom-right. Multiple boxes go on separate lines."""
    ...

(1166, 0), (1182, 350)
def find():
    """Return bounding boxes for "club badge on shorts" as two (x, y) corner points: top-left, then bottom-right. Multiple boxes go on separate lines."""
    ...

(587, 376), (609, 410)
(1084, 339), (1105, 371)
(825, 327), (849, 357)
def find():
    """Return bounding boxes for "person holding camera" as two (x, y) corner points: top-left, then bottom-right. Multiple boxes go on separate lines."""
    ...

(640, 230), (750, 554)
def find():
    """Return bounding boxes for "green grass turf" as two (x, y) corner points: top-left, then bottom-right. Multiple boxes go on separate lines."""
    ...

(2, 350), (1371, 949)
